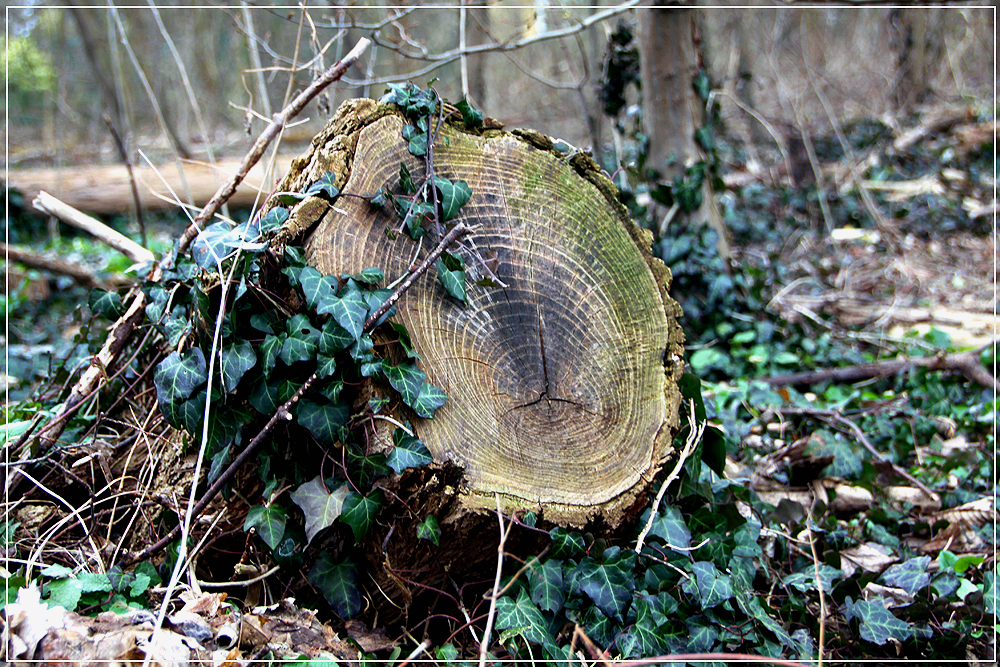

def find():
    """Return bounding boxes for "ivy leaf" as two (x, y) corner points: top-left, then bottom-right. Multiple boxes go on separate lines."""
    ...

(495, 588), (550, 646)
(88, 289), (124, 319)
(390, 322), (419, 359)
(289, 477), (350, 544)
(416, 515), (441, 546)
(296, 399), (349, 445)
(846, 598), (914, 645)
(399, 163), (416, 194)
(549, 527), (585, 559)
(808, 430), (863, 479)
(783, 564), (844, 594)
(573, 547), (637, 621)
(456, 98), (483, 128)
(243, 505), (287, 551)
(386, 429), (433, 474)
(191, 221), (233, 269)
(300, 267), (337, 310)
(880, 556), (931, 595)
(528, 559), (565, 613)
(318, 283), (367, 341)
(436, 252), (466, 303)
(685, 617), (720, 653)
(154, 348), (207, 411)
(316, 353), (338, 378)
(249, 376), (301, 415)
(688, 561), (733, 609)
(260, 333), (285, 377)
(259, 206), (290, 232)
(340, 489), (384, 541)
(280, 314), (319, 365)
(433, 177), (472, 221)
(308, 553), (361, 618)
(641, 504), (691, 551)
(412, 382), (448, 419)
(346, 447), (392, 487)
(220, 340), (256, 392)
(982, 569), (995, 615)
(402, 122), (428, 157)
(318, 319), (354, 355)
(223, 219), (266, 252)
(305, 172), (340, 199)
(344, 267), (384, 285)
(382, 360), (426, 407)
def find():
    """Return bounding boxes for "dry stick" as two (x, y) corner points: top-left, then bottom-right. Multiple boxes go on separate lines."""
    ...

(175, 37), (371, 259)
(761, 345), (999, 392)
(480, 493), (511, 667)
(0, 242), (119, 289)
(123, 223), (470, 566)
(32, 191), (154, 265)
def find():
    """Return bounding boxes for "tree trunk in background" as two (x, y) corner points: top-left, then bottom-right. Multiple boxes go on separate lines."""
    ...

(890, 8), (942, 110)
(637, 6), (728, 259)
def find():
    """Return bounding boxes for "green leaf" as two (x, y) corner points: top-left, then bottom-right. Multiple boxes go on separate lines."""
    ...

(244, 505), (287, 551)
(316, 353), (338, 378)
(41, 564), (74, 578)
(220, 340), (256, 392)
(402, 123), (428, 157)
(308, 553), (361, 618)
(640, 504), (691, 551)
(248, 375), (302, 415)
(260, 333), (284, 377)
(495, 588), (550, 646)
(344, 267), (384, 285)
(809, 430), (863, 479)
(280, 314), (319, 365)
(305, 172), (340, 199)
(685, 616), (720, 653)
(318, 319), (354, 355)
(317, 283), (367, 341)
(390, 322), (419, 359)
(982, 569), (995, 615)
(45, 577), (83, 611)
(783, 564), (843, 593)
(300, 267), (337, 310)
(386, 430), (433, 474)
(88, 289), (124, 319)
(433, 177), (472, 221)
(456, 98), (483, 128)
(412, 382), (448, 419)
(223, 219), (266, 252)
(416, 515), (441, 546)
(259, 206), (290, 232)
(382, 360), (426, 407)
(573, 547), (636, 621)
(399, 162), (416, 195)
(154, 348), (208, 411)
(436, 252), (466, 303)
(208, 444), (231, 485)
(295, 399), (349, 444)
(289, 477), (349, 544)
(340, 490), (384, 541)
(528, 559), (565, 613)
(880, 556), (931, 595)
(346, 447), (392, 487)
(627, 594), (671, 657)
(549, 527), (585, 559)
(847, 598), (914, 645)
(191, 221), (234, 269)
(688, 560), (733, 609)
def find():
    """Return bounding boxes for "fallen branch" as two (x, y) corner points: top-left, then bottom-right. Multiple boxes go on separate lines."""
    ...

(1, 242), (127, 289)
(32, 191), (154, 265)
(760, 345), (998, 392)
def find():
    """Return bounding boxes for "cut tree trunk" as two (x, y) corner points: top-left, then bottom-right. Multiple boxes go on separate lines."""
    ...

(274, 98), (685, 617)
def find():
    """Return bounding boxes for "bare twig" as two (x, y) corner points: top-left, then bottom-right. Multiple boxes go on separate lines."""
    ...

(104, 117), (147, 247)
(480, 493), (512, 667)
(1, 242), (124, 290)
(31, 191), (154, 265)
(175, 37), (371, 259)
(635, 400), (704, 554)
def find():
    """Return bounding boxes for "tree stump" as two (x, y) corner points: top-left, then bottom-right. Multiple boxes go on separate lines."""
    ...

(278, 98), (685, 526)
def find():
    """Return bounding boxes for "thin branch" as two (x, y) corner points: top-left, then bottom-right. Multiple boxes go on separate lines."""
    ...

(480, 493), (510, 667)
(174, 37), (371, 259)
(31, 191), (154, 265)
(1, 242), (124, 290)
(104, 116), (146, 247)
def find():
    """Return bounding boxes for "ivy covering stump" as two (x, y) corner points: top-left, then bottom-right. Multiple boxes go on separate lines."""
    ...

(275, 97), (685, 526)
